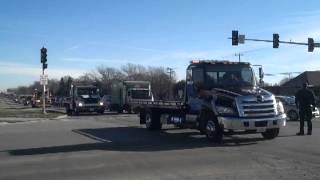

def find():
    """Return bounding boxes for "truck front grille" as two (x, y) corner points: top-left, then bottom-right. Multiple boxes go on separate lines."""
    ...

(83, 98), (99, 104)
(255, 121), (268, 127)
(238, 98), (277, 117)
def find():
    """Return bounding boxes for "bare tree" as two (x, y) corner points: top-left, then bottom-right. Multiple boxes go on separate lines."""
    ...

(95, 65), (125, 94)
(147, 67), (174, 100)
(121, 63), (147, 81)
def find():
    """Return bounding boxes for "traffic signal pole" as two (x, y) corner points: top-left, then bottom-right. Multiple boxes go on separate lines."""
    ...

(40, 47), (48, 114)
(42, 67), (46, 114)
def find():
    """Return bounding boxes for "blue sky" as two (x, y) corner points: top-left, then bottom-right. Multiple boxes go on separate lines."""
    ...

(1, 0), (320, 90)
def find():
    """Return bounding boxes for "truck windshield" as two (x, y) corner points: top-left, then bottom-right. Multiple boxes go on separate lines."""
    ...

(77, 88), (98, 96)
(203, 65), (255, 88)
(131, 90), (151, 99)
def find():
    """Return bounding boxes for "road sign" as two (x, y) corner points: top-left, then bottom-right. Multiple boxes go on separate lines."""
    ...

(40, 75), (48, 85)
(239, 35), (245, 44)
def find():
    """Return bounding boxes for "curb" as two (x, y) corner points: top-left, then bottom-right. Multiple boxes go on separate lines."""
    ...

(50, 115), (68, 120)
(46, 109), (66, 114)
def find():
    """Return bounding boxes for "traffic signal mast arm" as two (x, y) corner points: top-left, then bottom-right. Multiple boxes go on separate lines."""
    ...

(243, 38), (308, 46)
(230, 30), (320, 52)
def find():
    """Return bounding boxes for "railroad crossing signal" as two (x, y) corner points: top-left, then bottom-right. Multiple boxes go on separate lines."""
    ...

(230, 30), (320, 52)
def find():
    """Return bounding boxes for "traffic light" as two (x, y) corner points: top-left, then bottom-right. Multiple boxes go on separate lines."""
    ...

(40, 47), (48, 70)
(41, 47), (47, 63)
(232, 30), (239, 46)
(308, 38), (314, 52)
(273, 33), (279, 48)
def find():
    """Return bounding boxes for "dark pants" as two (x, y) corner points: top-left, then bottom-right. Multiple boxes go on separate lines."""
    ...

(299, 108), (312, 133)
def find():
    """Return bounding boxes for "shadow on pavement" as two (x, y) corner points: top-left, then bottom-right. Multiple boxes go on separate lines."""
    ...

(8, 127), (266, 156)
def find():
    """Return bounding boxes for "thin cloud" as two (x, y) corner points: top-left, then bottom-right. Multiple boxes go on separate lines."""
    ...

(0, 62), (85, 78)
(62, 57), (137, 64)
(66, 45), (81, 51)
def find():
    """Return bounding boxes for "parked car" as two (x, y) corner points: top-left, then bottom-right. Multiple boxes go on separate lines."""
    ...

(276, 96), (319, 121)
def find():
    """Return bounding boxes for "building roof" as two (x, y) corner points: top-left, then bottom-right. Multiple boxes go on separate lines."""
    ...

(282, 71), (320, 87)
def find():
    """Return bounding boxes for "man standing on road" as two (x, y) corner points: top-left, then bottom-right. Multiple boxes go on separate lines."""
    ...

(295, 82), (316, 135)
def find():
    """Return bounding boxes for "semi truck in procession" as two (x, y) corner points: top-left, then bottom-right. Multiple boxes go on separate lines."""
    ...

(110, 81), (154, 113)
(65, 85), (105, 115)
(135, 60), (286, 142)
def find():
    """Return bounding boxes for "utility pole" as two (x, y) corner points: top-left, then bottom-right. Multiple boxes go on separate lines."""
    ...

(235, 53), (243, 62)
(40, 47), (48, 114)
(167, 67), (175, 100)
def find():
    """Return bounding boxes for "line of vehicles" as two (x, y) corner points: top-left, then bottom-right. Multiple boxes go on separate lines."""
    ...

(5, 89), (51, 108)
(4, 59), (319, 142)
(64, 81), (154, 115)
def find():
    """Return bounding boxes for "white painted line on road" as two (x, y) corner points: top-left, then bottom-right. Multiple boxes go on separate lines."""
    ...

(72, 129), (112, 143)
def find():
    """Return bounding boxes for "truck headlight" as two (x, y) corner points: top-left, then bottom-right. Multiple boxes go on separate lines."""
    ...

(277, 101), (284, 115)
(78, 102), (83, 107)
(36, 100), (41, 103)
(99, 102), (104, 106)
(216, 106), (236, 116)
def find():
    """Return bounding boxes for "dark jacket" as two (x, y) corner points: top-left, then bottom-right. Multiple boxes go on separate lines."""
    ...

(295, 88), (315, 110)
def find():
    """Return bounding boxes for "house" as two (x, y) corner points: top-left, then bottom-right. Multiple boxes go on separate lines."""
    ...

(264, 71), (320, 98)
(282, 71), (320, 87)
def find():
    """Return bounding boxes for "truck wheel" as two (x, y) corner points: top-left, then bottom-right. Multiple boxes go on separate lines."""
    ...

(200, 112), (223, 143)
(74, 108), (79, 116)
(97, 110), (104, 114)
(66, 106), (72, 116)
(261, 128), (279, 139)
(145, 111), (162, 130)
(139, 109), (146, 124)
(288, 110), (299, 121)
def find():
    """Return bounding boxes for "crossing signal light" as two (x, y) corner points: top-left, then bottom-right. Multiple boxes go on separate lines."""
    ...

(232, 30), (239, 46)
(308, 38), (314, 52)
(273, 34), (279, 48)
(41, 47), (47, 63)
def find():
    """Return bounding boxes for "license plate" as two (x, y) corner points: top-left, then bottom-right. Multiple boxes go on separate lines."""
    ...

(256, 127), (266, 132)
(89, 108), (94, 111)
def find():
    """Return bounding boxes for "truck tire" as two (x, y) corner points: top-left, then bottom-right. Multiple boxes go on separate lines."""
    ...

(145, 111), (162, 130)
(66, 106), (72, 116)
(139, 109), (146, 124)
(200, 111), (223, 143)
(97, 110), (104, 114)
(261, 128), (279, 139)
(74, 109), (79, 116)
(288, 110), (299, 121)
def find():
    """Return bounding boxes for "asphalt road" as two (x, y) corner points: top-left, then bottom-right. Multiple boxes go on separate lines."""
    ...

(0, 113), (320, 180)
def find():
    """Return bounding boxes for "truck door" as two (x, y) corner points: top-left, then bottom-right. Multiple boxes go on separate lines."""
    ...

(186, 67), (204, 114)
